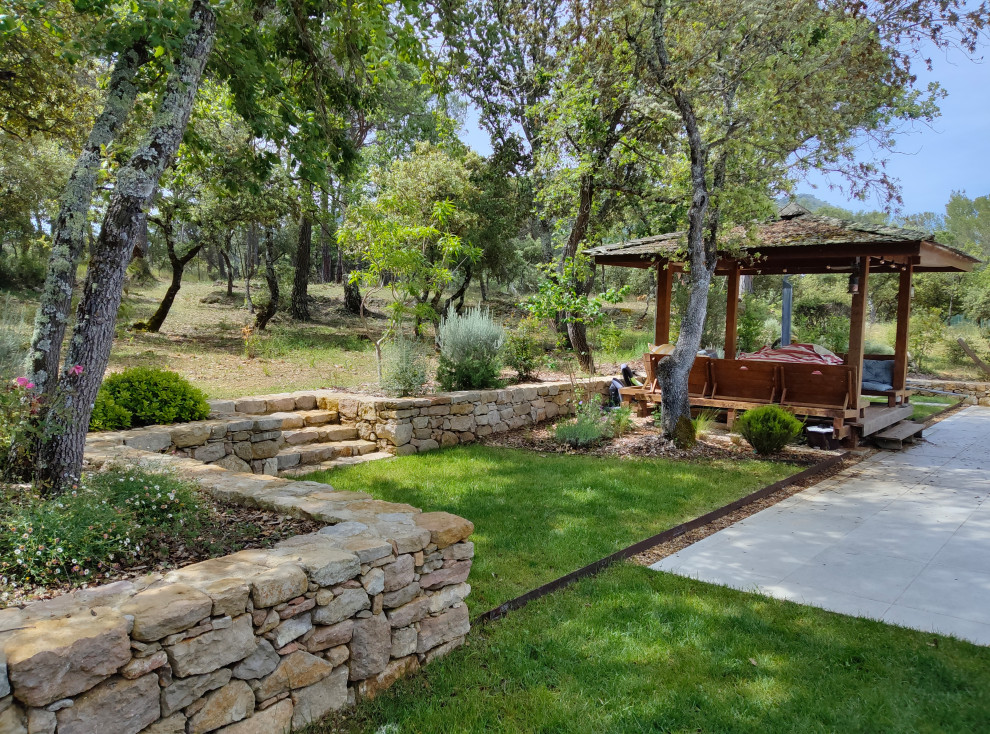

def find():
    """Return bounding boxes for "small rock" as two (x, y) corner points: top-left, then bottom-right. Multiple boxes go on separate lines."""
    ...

(120, 650), (168, 680)
(356, 656), (419, 701)
(141, 712), (186, 734)
(301, 620), (353, 653)
(361, 568), (385, 596)
(390, 627), (417, 659)
(382, 555), (415, 593)
(311, 588), (369, 626)
(420, 560), (471, 590)
(26, 707), (56, 734)
(383, 582), (420, 609)
(250, 651), (333, 701)
(164, 614), (255, 678)
(269, 613), (312, 650)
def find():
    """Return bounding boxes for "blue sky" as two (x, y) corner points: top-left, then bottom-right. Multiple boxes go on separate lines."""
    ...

(458, 45), (989, 218)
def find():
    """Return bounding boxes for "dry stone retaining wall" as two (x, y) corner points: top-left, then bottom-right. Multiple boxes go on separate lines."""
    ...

(907, 378), (990, 406)
(0, 446), (475, 734)
(84, 379), (611, 477)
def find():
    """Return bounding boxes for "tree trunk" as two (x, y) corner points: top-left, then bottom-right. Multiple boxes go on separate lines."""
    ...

(143, 221), (203, 332)
(562, 173), (596, 372)
(343, 274), (361, 315)
(28, 43), (148, 394)
(290, 214), (312, 320)
(245, 224), (257, 313)
(220, 237), (234, 297)
(320, 188), (332, 283)
(479, 273), (487, 301)
(442, 266), (472, 316)
(36, 0), (215, 492)
(256, 231), (279, 330)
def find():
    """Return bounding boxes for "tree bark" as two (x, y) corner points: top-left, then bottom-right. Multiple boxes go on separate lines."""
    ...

(343, 274), (362, 315)
(290, 213), (312, 320)
(562, 173), (596, 372)
(220, 235), (234, 296)
(255, 231), (279, 330)
(245, 223), (257, 312)
(143, 218), (203, 332)
(319, 187), (332, 283)
(650, 2), (718, 440)
(28, 43), (148, 394)
(36, 0), (216, 492)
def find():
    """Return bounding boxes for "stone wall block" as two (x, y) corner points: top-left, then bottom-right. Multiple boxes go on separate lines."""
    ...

(348, 614), (390, 681)
(416, 605), (469, 655)
(250, 565), (309, 609)
(120, 584), (213, 642)
(160, 668), (231, 717)
(5, 610), (132, 707)
(165, 615), (255, 678)
(55, 674), (159, 734)
(250, 651), (333, 701)
(289, 666), (347, 730)
(186, 679), (254, 734)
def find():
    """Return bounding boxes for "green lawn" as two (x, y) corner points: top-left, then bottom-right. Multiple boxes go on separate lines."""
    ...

(869, 395), (959, 421)
(303, 446), (795, 611)
(312, 564), (990, 734)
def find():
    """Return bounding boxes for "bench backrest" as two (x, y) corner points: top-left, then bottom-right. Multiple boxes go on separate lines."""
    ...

(689, 356), (712, 397)
(779, 363), (855, 409)
(710, 359), (778, 403)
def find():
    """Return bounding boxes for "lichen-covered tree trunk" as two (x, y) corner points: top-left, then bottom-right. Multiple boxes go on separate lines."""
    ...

(255, 232), (280, 330)
(27, 44), (148, 394)
(290, 214), (312, 320)
(36, 0), (216, 492)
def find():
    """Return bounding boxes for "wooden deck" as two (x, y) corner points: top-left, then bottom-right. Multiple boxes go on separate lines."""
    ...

(852, 404), (914, 436)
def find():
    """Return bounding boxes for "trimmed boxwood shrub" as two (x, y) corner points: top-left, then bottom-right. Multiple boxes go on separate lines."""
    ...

(734, 405), (803, 455)
(89, 367), (209, 430)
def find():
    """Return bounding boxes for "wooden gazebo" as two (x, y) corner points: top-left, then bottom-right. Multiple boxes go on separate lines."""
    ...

(587, 203), (979, 443)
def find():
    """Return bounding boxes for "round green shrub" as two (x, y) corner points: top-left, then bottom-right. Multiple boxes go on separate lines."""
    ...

(734, 405), (803, 455)
(90, 367), (209, 430)
(90, 390), (132, 431)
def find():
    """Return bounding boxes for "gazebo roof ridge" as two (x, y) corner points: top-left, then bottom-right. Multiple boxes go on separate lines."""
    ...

(587, 204), (980, 272)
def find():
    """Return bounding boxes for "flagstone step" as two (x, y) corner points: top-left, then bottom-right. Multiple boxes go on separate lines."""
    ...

(282, 425), (359, 446)
(279, 451), (394, 477)
(275, 439), (378, 471)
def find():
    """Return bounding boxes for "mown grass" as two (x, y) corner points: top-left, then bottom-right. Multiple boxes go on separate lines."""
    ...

(311, 564), (990, 734)
(868, 394), (959, 421)
(303, 445), (795, 611)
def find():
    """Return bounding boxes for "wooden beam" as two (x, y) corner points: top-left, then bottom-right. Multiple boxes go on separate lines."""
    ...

(846, 257), (871, 410)
(655, 263), (673, 345)
(724, 264), (740, 358)
(893, 265), (913, 391)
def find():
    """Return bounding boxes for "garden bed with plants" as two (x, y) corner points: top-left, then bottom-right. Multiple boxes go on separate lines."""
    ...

(0, 465), (320, 607)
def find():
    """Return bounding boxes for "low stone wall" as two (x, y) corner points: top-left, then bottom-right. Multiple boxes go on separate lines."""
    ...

(908, 378), (990, 406)
(0, 451), (474, 734)
(84, 379), (611, 477)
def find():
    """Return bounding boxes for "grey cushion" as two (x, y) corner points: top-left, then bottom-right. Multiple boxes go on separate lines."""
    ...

(862, 359), (894, 389)
(862, 380), (894, 392)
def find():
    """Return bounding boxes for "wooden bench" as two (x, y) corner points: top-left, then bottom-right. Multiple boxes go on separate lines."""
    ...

(694, 359), (778, 427)
(779, 363), (860, 434)
(620, 354), (712, 417)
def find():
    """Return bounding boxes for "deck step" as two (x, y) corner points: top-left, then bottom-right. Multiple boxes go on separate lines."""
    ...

(853, 404), (913, 436)
(874, 420), (924, 450)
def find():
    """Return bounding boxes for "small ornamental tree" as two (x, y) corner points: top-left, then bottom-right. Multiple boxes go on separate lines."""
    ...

(525, 254), (629, 373)
(338, 198), (481, 383)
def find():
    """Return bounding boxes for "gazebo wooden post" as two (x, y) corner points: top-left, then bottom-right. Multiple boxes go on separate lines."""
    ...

(724, 263), (741, 358)
(847, 257), (871, 412)
(654, 262), (673, 345)
(892, 264), (913, 402)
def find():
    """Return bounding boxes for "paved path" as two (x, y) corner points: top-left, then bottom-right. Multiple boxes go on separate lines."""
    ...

(653, 406), (990, 645)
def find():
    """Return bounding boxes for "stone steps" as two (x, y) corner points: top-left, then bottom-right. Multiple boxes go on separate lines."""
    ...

(280, 450), (394, 477)
(282, 425), (359, 446)
(275, 439), (378, 472)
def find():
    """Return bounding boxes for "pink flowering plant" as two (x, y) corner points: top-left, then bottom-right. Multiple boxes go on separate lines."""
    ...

(0, 376), (45, 482)
(0, 466), (202, 590)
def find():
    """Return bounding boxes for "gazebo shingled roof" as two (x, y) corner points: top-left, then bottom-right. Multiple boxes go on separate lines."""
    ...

(587, 204), (980, 274)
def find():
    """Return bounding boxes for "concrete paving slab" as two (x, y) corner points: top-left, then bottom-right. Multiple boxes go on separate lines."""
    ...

(651, 406), (990, 646)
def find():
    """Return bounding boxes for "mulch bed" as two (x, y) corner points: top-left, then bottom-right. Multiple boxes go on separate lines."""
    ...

(1, 496), (321, 608)
(481, 416), (828, 467)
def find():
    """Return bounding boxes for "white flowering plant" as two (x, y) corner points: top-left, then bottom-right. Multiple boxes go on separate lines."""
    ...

(0, 466), (202, 589)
